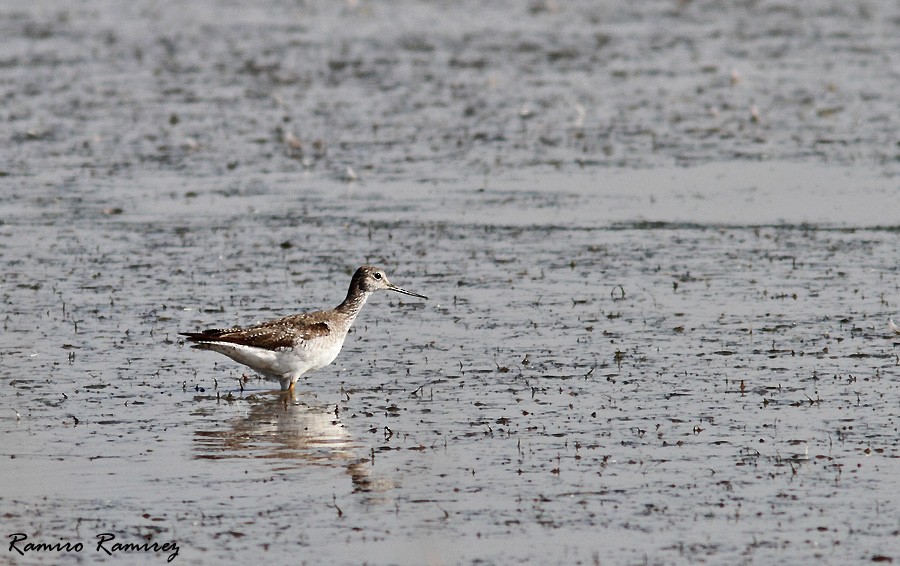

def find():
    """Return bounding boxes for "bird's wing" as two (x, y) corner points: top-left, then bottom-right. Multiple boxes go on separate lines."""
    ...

(181, 317), (332, 351)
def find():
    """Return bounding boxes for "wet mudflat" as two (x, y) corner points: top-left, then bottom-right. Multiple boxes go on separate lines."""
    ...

(1, 1), (899, 565)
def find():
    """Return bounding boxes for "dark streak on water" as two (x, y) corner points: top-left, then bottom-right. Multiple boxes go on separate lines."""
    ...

(1, 1), (898, 565)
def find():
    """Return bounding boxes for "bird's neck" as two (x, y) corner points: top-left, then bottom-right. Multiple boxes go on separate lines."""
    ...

(335, 285), (370, 323)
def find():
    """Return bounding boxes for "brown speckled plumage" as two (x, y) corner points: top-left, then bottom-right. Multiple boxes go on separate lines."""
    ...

(182, 318), (333, 352)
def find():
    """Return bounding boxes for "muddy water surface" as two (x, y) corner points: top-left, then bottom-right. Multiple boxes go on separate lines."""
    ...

(1, 1), (899, 565)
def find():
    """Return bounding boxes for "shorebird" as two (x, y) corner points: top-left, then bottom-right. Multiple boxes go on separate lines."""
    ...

(181, 266), (427, 391)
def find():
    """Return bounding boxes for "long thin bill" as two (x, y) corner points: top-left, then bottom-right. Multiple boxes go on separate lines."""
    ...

(388, 284), (428, 300)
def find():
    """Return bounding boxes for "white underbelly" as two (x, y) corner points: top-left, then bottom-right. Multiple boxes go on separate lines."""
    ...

(206, 335), (346, 383)
(271, 337), (345, 377)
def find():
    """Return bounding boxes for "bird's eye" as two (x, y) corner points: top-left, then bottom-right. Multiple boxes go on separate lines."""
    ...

(373, 272), (383, 280)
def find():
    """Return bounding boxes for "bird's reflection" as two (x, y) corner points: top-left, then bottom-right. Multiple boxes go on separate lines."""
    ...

(193, 391), (393, 494)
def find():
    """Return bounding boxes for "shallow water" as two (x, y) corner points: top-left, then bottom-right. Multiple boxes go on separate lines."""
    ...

(1, 1), (899, 565)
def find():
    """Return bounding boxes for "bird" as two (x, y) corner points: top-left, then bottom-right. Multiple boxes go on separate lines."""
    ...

(181, 266), (427, 391)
